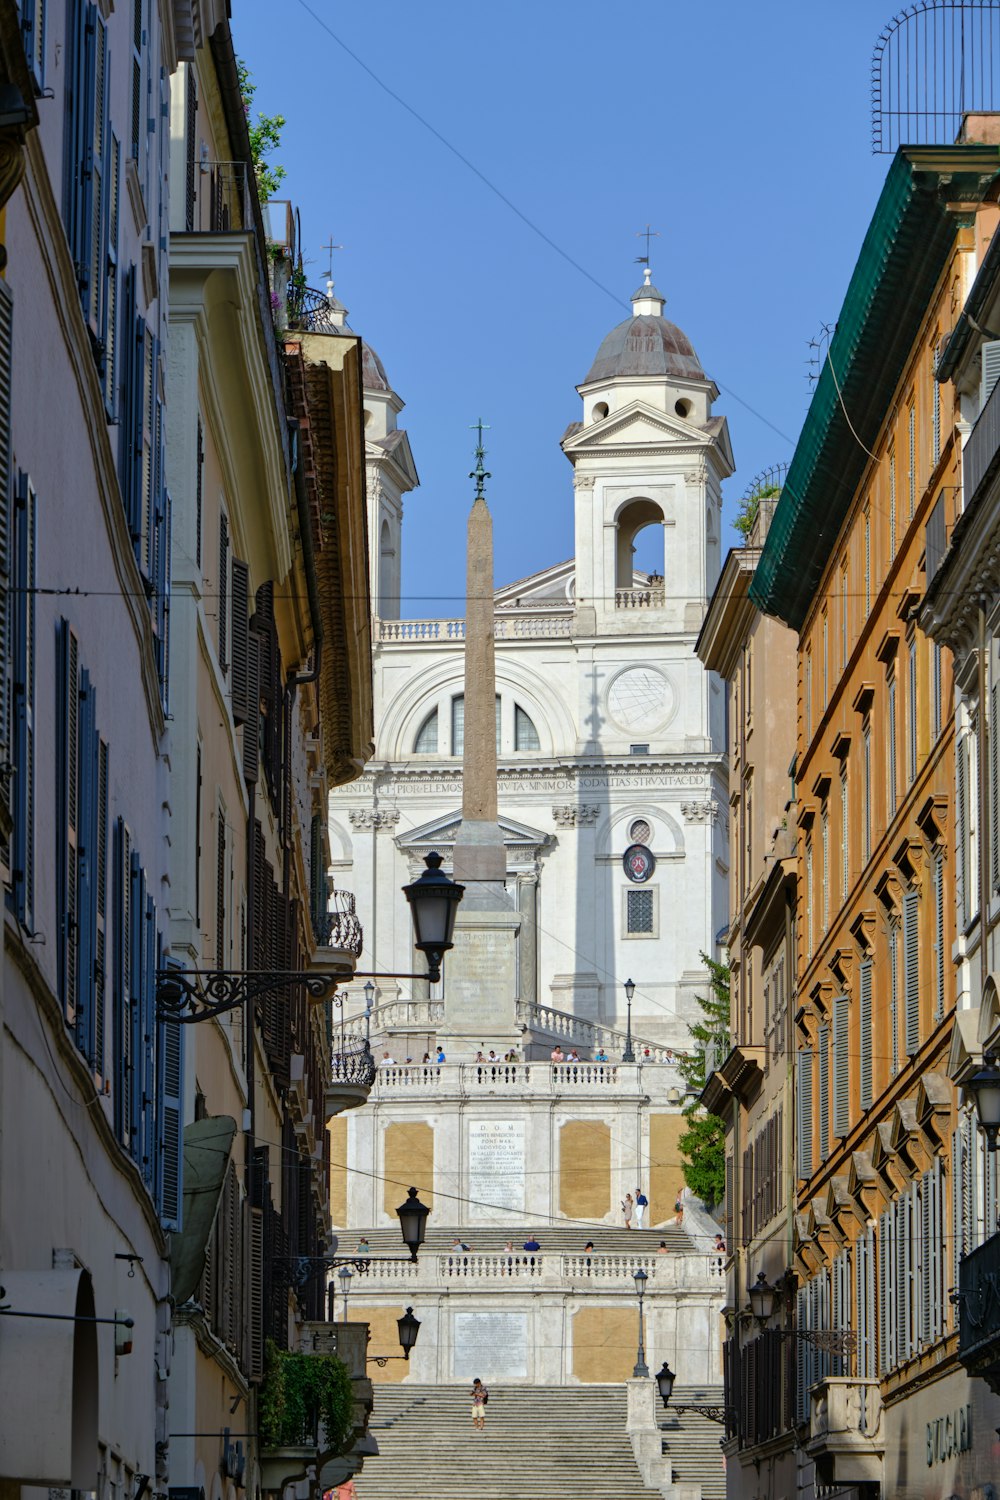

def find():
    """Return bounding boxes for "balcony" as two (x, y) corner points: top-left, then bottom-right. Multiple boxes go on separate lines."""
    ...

(806, 1377), (884, 1488)
(615, 586), (665, 609)
(371, 1060), (683, 1098)
(327, 1038), (377, 1116)
(322, 890), (364, 958)
(958, 1229), (1000, 1394)
(963, 372), (1000, 514)
(193, 160), (253, 233)
(377, 613), (573, 643)
(343, 1250), (724, 1293)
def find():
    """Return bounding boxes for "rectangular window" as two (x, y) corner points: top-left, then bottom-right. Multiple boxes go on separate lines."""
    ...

(859, 959), (873, 1110)
(887, 672), (898, 819)
(862, 723), (872, 866)
(932, 343), (942, 467)
(796, 1049), (813, 1179)
(908, 639), (918, 784)
(957, 733), (968, 926)
(864, 510), (871, 614)
(20, 0), (46, 83)
(822, 612), (829, 709)
(806, 836), (814, 960)
(840, 562), (848, 668)
(216, 803), (227, 965)
(218, 511), (229, 673)
(10, 471), (35, 929)
(889, 446), (897, 555)
(185, 61), (197, 232)
(627, 889), (654, 934)
(805, 648), (812, 740)
(818, 1023), (830, 1162)
(840, 762), (849, 901)
(908, 403), (916, 517)
(131, 0), (143, 160)
(451, 694), (501, 756)
(933, 849), (945, 1022)
(933, 642), (942, 738)
(64, 2), (107, 326)
(821, 807), (829, 931)
(903, 888), (920, 1055)
(832, 994), (849, 1138)
(890, 922), (900, 1077)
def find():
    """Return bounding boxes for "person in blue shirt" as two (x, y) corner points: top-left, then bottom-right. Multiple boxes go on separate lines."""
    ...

(436, 1047), (446, 1062)
(635, 1188), (648, 1229)
(523, 1234), (541, 1252)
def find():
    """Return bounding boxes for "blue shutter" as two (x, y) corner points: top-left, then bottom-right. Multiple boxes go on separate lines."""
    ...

(76, 667), (97, 1063)
(142, 890), (157, 1193)
(94, 738), (108, 1076)
(86, 15), (107, 340)
(128, 850), (144, 1157)
(104, 135), (120, 414)
(0, 281), (14, 783)
(55, 619), (80, 1022)
(112, 818), (132, 1145)
(20, 0), (46, 83)
(65, 1), (98, 309)
(903, 889), (920, 1054)
(10, 472), (34, 928)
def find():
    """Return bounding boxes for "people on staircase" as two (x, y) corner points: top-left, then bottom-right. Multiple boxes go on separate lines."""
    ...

(622, 1193), (634, 1228)
(471, 1378), (489, 1430)
(523, 1233), (541, 1252)
(635, 1187), (648, 1228)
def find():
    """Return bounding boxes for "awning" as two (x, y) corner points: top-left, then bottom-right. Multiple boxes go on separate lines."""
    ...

(0, 1267), (99, 1485)
(170, 1116), (237, 1303)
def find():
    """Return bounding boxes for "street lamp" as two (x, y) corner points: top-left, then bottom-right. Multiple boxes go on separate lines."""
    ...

(968, 1049), (1000, 1151)
(363, 980), (375, 1047)
(623, 978), (636, 1063)
(749, 1272), (777, 1326)
(633, 1266), (649, 1377)
(367, 1306), (423, 1367)
(402, 853), (466, 985)
(337, 1266), (353, 1323)
(397, 1186), (431, 1262)
(655, 1360), (733, 1426)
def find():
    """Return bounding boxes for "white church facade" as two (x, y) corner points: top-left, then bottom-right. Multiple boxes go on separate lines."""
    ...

(326, 274), (732, 1389)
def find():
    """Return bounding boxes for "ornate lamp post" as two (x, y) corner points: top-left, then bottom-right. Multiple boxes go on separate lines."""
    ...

(748, 1271), (777, 1325)
(363, 980), (375, 1047)
(337, 1266), (352, 1323)
(633, 1267), (649, 1377)
(968, 1049), (1000, 1150)
(402, 852), (465, 984)
(623, 978), (636, 1063)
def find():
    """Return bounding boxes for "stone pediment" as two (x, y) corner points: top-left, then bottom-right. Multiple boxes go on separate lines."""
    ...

(398, 810), (552, 860)
(495, 559), (575, 610)
(368, 426), (419, 488)
(562, 400), (734, 469)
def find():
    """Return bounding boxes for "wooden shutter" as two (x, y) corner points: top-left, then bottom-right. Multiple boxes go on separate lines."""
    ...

(832, 995), (849, 1139)
(796, 1049), (813, 1180)
(216, 806), (226, 967)
(903, 889), (920, 1054)
(247, 1202), (264, 1380)
(94, 738), (108, 1077)
(818, 1024), (830, 1162)
(128, 852), (146, 1161)
(218, 513), (229, 673)
(230, 557), (250, 724)
(159, 1012), (183, 1230)
(76, 668), (97, 1064)
(56, 619), (80, 1024)
(859, 960), (873, 1110)
(878, 1209), (889, 1375)
(957, 738), (967, 925)
(981, 339), (1000, 408)
(0, 280), (12, 780)
(934, 850), (945, 1022)
(113, 819), (132, 1145)
(11, 473), (34, 926)
(87, 13), (107, 339)
(887, 674), (897, 815)
(243, 632), (261, 785)
(104, 135), (120, 412)
(195, 417), (203, 569)
(184, 63), (197, 231)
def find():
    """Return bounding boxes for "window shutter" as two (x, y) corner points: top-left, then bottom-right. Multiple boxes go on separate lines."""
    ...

(76, 668), (97, 1065)
(797, 1049), (814, 1179)
(184, 63), (197, 231)
(247, 1202), (264, 1380)
(195, 417), (203, 569)
(113, 818), (132, 1145)
(818, 1024), (830, 1162)
(230, 557), (250, 723)
(140, 890), (156, 1192)
(903, 889), (920, 1054)
(0, 280), (12, 780)
(863, 726), (872, 865)
(128, 852), (146, 1159)
(878, 1209), (888, 1375)
(859, 960), (873, 1110)
(981, 339), (1000, 407)
(218, 513), (229, 673)
(87, 14), (106, 340)
(94, 738), (108, 1076)
(216, 807), (226, 967)
(841, 764), (849, 901)
(951, 1120), (964, 1299)
(833, 995), (849, 1138)
(56, 619), (80, 1024)
(957, 737), (968, 925)
(242, 632), (261, 785)
(159, 1008), (183, 1230)
(890, 922), (900, 1075)
(10, 473), (35, 927)
(104, 134), (120, 412)
(993, 685), (999, 893)
(934, 850), (945, 1022)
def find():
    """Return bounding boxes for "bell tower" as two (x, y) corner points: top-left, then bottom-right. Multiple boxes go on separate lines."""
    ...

(562, 269), (733, 638)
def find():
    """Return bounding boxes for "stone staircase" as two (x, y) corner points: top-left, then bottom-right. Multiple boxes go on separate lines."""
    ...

(337, 1225), (693, 1255)
(359, 1383), (726, 1500)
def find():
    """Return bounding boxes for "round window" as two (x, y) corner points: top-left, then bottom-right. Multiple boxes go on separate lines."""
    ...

(629, 818), (652, 845)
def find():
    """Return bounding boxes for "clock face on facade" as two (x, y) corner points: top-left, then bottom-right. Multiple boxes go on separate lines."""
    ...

(623, 843), (656, 883)
(606, 668), (671, 732)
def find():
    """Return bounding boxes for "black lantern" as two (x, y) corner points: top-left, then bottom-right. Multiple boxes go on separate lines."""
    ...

(402, 852), (465, 984)
(632, 1266), (649, 1377)
(623, 978), (636, 1063)
(397, 1186), (430, 1261)
(969, 1050), (1000, 1151)
(397, 1306), (421, 1359)
(655, 1361), (676, 1407)
(749, 1271), (777, 1324)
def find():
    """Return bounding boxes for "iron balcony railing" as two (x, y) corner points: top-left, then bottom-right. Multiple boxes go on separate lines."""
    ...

(324, 890), (363, 957)
(963, 373), (1000, 516)
(958, 1228), (1000, 1384)
(330, 1038), (377, 1091)
(196, 160), (253, 234)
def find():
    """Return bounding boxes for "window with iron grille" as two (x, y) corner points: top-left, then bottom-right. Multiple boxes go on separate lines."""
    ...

(626, 889), (654, 935)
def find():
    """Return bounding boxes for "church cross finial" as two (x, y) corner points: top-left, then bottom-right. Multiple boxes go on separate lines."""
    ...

(635, 223), (660, 267)
(321, 236), (344, 282)
(469, 418), (492, 500)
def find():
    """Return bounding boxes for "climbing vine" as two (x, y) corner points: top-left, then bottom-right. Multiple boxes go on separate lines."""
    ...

(236, 60), (286, 202)
(258, 1340), (354, 1453)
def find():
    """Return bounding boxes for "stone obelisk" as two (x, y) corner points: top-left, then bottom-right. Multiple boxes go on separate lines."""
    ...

(443, 424), (520, 1041)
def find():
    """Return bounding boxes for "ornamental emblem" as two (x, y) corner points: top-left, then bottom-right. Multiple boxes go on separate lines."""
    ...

(623, 843), (655, 884)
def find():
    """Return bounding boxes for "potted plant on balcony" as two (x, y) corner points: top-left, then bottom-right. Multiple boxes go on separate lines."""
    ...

(257, 1339), (355, 1491)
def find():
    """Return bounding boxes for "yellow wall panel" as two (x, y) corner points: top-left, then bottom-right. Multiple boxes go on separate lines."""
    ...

(328, 1116), (348, 1227)
(649, 1113), (685, 1227)
(351, 1305), (408, 1384)
(383, 1120), (434, 1216)
(559, 1119), (611, 1219)
(571, 1306), (637, 1383)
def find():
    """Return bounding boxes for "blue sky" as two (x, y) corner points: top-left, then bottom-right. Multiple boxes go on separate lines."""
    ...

(235, 1), (895, 613)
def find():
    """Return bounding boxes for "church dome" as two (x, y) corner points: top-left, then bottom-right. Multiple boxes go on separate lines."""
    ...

(361, 341), (391, 393)
(584, 271), (704, 384)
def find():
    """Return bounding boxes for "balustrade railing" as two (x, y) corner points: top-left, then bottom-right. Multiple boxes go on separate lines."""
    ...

(615, 587), (665, 609)
(516, 1000), (680, 1066)
(343, 1251), (724, 1289)
(378, 614), (572, 643)
(371, 1061), (668, 1093)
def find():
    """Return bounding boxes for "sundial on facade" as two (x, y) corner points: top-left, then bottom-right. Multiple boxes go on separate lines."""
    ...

(606, 666), (672, 732)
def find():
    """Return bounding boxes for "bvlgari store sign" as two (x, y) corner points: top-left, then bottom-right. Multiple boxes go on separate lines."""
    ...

(886, 1370), (1000, 1498)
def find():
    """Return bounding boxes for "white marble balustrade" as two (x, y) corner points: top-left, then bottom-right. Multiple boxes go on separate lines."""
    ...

(347, 1252), (724, 1291)
(370, 1061), (683, 1095)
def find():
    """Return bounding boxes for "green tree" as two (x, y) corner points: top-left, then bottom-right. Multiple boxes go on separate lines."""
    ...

(236, 60), (286, 202)
(676, 953), (731, 1209)
(733, 483), (780, 541)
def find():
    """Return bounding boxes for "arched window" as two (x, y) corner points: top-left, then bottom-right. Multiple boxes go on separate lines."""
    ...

(514, 705), (540, 751)
(451, 694), (500, 756)
(616, 498), (665, 589)
(379, 519), (395, 616)
(414, 707), (438, 753)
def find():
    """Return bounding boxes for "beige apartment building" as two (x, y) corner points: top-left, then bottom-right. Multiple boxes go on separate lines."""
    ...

(698, 485), (798, 1497)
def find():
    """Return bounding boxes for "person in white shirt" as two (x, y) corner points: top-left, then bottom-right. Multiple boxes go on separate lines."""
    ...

(380, 1051), (396, 1067)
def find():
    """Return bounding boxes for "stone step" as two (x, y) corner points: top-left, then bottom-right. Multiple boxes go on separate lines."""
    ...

(357, 1384), (726, 1500)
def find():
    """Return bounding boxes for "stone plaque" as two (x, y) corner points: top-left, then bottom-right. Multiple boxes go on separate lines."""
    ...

(452, 1311), (528, 1379)
(468, 1118), (525, 1218)
(445, 917), (517, 1031)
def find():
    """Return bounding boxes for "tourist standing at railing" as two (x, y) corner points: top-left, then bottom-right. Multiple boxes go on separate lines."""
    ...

(436, 1046), (446, 1062)
(550, 1044), (565, 1062)
(595, 1046), (609, 1062)
(380, 1050), (396, 1067)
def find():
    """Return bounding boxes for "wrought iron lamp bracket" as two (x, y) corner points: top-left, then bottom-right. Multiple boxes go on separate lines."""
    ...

(665, 1404), (733, 1426)
(786, 1327), (857, 1357)
(156, 967), (439, 1023)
